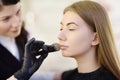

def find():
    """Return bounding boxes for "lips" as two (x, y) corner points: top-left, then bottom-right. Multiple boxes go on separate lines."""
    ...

(12, 28), (19, 32)
(13, 29), (18, 32)
(59, 45), (68, 50)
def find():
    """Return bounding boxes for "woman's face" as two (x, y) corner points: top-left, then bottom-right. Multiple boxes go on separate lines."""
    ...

(58, 11), (96, 58)
(0, 2), (22, 38)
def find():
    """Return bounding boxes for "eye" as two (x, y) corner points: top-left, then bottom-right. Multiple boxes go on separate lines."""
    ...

(69, 28), (75, 31)
(16, 9), (21, 16)
(68, 26), (76, 31)
(67, 23), (77, 31)
(60, 28), (63, 31)
(59, 24), (63, 31)
(2, 17), (10, 22)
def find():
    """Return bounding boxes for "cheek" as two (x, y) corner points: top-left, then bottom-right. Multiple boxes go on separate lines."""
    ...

(0, 23), (11, 34)
(67, 32), (93, 55)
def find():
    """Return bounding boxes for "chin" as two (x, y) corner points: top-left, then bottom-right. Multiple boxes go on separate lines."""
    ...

(62, 52), (72, 57)
(10, 33), (20, 38)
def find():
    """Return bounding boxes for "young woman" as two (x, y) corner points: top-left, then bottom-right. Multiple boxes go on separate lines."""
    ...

(55, 0), (120, 80)
(0, 0), (28, 79)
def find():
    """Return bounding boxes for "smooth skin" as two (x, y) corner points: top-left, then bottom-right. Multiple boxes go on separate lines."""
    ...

(58, 11), (100, 74)
(0, 2), (22, 38)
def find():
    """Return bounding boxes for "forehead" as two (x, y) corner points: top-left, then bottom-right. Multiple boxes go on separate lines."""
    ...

(61, 11), (87, 26)
(0, 2), (21, 17)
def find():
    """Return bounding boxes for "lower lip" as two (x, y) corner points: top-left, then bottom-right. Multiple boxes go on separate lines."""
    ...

(12, 30), (18, 33)
(60, 46), (68, 50)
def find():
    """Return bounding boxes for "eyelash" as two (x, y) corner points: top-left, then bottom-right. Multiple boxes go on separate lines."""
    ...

(60, 28), (75, 31)
(60, 28), (63, 31)
(69, 29), (75, 31)
(16, 10), (21, 16)
(3, 17), (10, 22)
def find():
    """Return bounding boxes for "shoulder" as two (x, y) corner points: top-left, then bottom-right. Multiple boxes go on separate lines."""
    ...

(99, 67), (118, 80)
(62, 68), (77, 80)
(61, 67), (118, 80)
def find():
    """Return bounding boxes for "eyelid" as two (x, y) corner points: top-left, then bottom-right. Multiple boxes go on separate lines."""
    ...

(60, 28), (63, 31)
(69, 28), (76, 31)
(17, 9), (21, 15)
(60, 24), (63, 31)
(2, 16), (10, 21)
(60, 26), (63, 31)
(68, 24), (77, 29)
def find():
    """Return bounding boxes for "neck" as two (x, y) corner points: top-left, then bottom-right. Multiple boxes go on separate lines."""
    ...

(75, 48), (101, 73)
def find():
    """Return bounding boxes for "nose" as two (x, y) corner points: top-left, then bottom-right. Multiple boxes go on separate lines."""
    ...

(11, 15), (21, 27)
(57, 30), (66, 41)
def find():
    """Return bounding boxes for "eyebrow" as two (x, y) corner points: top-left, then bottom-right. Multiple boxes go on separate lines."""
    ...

(60, 22), (79, 26)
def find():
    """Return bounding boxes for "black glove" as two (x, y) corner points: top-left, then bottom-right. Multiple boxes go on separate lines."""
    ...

(14, 38), (48, 80)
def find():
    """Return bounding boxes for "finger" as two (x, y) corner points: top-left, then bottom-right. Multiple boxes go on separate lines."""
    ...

(23, 38), (36, 69)
(26, 38), (35, 47)
(33, 40), (44, 49)
(30, 41), (45, 54)
(37, 53), (48, 62)
(29, 53), (48, 73)
(35, 50), (47, 56)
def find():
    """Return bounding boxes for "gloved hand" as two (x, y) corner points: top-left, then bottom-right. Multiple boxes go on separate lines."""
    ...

(14, 38), (48, 80)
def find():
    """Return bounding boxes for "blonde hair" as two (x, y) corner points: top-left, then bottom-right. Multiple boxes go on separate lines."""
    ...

(63, 1), (120, 79)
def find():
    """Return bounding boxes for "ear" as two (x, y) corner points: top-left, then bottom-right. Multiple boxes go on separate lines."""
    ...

(91, 32), (99, 46)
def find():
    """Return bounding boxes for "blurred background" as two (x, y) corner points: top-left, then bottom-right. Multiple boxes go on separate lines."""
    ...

(21, 0), (120, 79)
